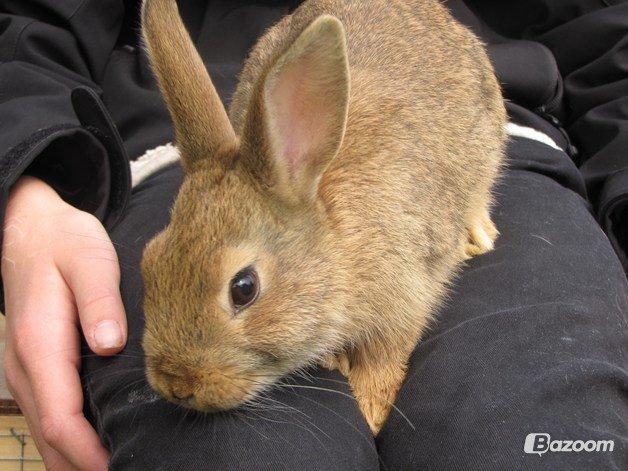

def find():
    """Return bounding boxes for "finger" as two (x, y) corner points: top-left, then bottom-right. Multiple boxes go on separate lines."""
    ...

(5, 359), (79, 470)
(17, 310), (110, 470)
(56, 217), (127, 355)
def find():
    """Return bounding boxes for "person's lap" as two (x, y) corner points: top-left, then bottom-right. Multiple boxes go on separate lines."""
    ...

(82, 137), (627, 470)
(82, 165), (379, 470)
(378, 138), (627, 470)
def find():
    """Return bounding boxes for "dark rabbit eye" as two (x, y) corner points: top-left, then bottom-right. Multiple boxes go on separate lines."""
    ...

(230, 267), (259, 310)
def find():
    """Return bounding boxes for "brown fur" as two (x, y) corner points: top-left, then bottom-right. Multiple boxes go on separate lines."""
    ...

(140, 0), (506, 434)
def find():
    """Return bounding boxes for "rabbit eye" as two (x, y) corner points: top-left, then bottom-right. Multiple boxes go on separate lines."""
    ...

(230, 267), (259, 310)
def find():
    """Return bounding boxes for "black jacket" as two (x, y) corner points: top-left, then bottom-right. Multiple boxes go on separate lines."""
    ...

(0, 0), (627, 271)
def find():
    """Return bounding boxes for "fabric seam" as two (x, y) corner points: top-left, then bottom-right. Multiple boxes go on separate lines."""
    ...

(9, 19), (36, 62)
(68, 0), (90, 21)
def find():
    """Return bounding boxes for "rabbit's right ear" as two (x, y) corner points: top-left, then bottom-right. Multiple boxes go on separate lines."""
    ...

(242, 15), (350, 205)
(142, 0), (235, 171)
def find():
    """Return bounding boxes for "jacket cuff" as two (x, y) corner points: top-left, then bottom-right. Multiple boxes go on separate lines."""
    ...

(0, 87), (131, 312)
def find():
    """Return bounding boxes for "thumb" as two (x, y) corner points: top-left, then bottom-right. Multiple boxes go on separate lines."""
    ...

(56, 216), (128, 356)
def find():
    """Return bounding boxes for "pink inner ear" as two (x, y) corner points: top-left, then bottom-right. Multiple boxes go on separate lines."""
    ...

(268, 57), (330, 181)
(283, 134), (301, 180)
(277, 87), (306, 179)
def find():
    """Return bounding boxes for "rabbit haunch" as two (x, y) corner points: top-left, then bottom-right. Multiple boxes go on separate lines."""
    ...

(140, 0), (506, 435)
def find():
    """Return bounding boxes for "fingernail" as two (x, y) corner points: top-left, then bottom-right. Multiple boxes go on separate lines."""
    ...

(94, 320), (124, 349)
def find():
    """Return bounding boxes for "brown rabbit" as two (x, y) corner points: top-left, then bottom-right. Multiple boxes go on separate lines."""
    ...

(140, 0), (506, 435)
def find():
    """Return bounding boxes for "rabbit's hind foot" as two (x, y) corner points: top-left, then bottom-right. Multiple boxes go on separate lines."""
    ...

(464, 209), (498, 259)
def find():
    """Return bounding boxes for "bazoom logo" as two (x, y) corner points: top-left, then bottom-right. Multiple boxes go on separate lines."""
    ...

(524, 433), (614, 456)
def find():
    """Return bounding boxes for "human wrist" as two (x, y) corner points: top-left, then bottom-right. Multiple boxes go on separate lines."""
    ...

(7, 176), (68, 217)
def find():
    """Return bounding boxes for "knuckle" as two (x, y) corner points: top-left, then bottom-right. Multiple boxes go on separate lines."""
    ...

(80, 210), (101, 226)
(64, 205), (94, 222)
(9, 315), (43, 358)
(44, 456), (66, 471)
(40, 415), (66, 448)
(71, 210), (103, 234)
(61, 209), (103, 240)
(11, 326), (33, 359)
(3, 357), (19, 389)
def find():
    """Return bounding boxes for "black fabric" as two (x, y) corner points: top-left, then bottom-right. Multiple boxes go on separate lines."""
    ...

(1, 1), (627, 468)
(489, 41), (563, 112)
(0, 123), (112, 313)
(0, 0), (628, 269)
(0, 0), (132, 249)
(83, 137), (628, 470)
(463, 0), (628, 269)
(1, 1), (627, 267)
(85, 165), (380, 471)
(379, 138), (628, 470)
(71, 87), (131, 228)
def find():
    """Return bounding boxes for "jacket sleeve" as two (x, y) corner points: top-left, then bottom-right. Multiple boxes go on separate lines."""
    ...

(531, 3), (628, 272)
(466, 0), (628, 271)
(0, 0), (131, 239)
(0, 0), (132, 311)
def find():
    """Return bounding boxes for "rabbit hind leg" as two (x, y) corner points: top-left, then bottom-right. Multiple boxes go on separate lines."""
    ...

(464, 207), (498, 259)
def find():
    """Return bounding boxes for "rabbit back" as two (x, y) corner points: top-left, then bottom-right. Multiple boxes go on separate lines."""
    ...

(230, 0), (506, 337)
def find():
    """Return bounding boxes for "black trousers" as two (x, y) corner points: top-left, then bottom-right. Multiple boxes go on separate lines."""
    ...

(82, 136), (627, 470)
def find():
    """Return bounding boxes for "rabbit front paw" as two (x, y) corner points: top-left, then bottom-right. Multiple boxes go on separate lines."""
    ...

(320, 352), (351, 377)
(348, 355), (408, 436)
(359, 396), (391, 436)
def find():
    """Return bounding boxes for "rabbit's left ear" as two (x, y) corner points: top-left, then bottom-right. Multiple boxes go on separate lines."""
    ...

(242, 15), (350, 204)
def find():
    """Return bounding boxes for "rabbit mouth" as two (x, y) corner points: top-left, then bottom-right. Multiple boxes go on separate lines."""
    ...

(186, 374), (271, 413)
(146, 362), (277, 413)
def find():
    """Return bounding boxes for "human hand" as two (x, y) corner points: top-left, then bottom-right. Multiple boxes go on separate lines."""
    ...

(2, 176), (127, 470)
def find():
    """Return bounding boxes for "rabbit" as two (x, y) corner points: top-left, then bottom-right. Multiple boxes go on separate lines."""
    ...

(140, 0), (506, 435)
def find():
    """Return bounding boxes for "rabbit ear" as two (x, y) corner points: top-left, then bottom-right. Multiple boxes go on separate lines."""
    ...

(142, 0), (235, 170)
(243, 15), (350, 203)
